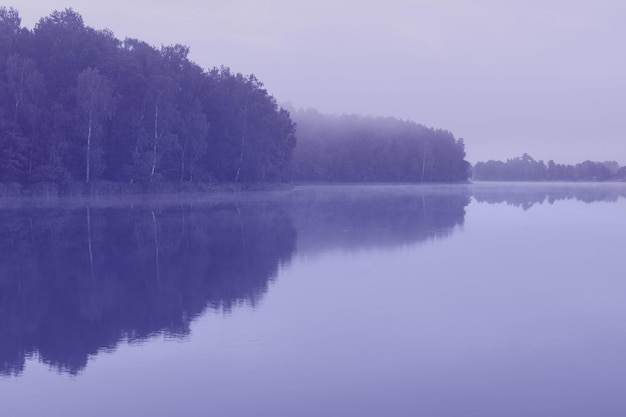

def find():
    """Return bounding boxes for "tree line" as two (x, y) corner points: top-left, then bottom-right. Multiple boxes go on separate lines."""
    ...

(0, 7), (471, 192)
(473, 154), (626, 182)
(291, 108), (471, 182)
(0, 7), (296, 189)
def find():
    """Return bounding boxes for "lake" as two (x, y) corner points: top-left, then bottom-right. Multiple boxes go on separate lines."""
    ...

(1, 183), (625, 416)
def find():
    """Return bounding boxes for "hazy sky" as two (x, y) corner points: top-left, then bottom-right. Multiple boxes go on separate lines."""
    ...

(16, 1), (626, 164)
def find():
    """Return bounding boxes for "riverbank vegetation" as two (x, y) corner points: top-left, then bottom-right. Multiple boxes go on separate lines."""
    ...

(0, 8), (295, 189)
(0, 7), (471, 194)
(473, 154), (626, 182)
(291, 108), (471, 183)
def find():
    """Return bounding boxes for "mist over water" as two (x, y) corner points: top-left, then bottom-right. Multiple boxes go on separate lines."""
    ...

(1, 184), (625, 416)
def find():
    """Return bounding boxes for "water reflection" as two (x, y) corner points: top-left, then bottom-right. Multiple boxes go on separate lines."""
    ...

(5, 183), (622, 377)
(0, 202), (296, 376)
(288, 185), (470, 254)
(0, 187), (471, 376)
(472, 182), (626, 209)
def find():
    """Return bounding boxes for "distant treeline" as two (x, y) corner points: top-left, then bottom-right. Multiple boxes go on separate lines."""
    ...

(0, 7), (472, 192)
(291, 109), (471, 183)
(473, 154), (626, 182)
(0, 7), (296, 188)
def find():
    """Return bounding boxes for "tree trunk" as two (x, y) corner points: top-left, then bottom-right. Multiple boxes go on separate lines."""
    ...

(152, 210), (160, 284)
(13, 65), (24, 123)
(87, 206), (94, 279)
(421, 147), (427, 183)
(235, 92), (250, 184)
(86, 107), (93, 183)
(150, 104), (159, 182)
(180, 138), (187, 182)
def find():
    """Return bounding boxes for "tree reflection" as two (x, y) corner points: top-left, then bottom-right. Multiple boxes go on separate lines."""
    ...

(287, 185), (470, 254)
(0, 202), (297, 375)
(472, 183), (626, 209)
(0, 186), (470, 376)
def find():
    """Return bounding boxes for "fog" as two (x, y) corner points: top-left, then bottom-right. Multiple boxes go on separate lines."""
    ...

(17, 0), (626, 164)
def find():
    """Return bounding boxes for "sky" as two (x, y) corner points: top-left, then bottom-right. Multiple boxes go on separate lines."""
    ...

(15, 0), (626, 164)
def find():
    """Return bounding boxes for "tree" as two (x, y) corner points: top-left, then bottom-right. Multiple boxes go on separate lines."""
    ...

(76, 68), (114, 183)
(32, 8), (87, 100)
(0, 8), (299, 188)
(4, 54), (45, 182)
(180, 99), (209, 182)
(474, 155), (618, 182)
(0, 7), (22, 61)
(290, 109), (469, 183)
(145, 73), (179, 182)
(201, 69), (297, 183)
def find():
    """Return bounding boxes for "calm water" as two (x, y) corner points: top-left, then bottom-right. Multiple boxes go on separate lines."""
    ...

(1, 183), (626, 416)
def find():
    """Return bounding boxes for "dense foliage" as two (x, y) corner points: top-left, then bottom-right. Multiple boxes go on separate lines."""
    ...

(1, 7), (475, 191)
(473, 154), (626, 182)
(0, 7), (296, 188)
(291, 108), (471, 182)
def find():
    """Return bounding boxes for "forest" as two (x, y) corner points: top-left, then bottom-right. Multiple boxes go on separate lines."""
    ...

(291, 108), (471, 183)
(0, 7), (471, 193)
(473, 154), (626, 182)
(0, 7), (296, 191)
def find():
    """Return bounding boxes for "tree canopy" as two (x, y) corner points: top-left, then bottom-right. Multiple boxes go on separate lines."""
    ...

(0, 7), (296, 189)
(473, 154), (625, 182)
(0, 7), (474, 192)
(291, 108), (471, 183)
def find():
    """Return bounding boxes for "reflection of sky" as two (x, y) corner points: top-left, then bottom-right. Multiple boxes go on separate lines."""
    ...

(3, 195), (626, 416)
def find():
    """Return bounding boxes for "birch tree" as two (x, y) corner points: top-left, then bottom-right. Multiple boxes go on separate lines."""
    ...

(77, 68), (114, 183)
(146, 74), (178, 182)
(4, 54), (44, 181)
